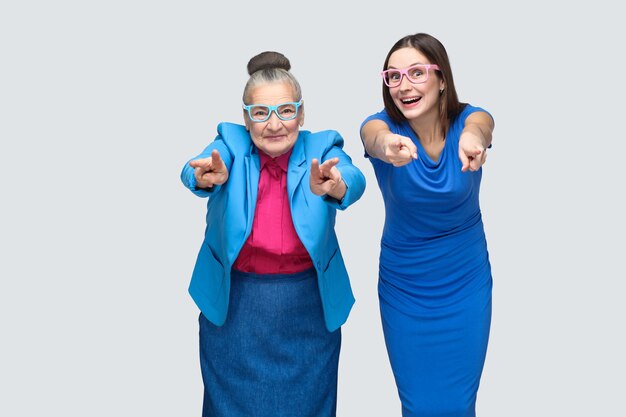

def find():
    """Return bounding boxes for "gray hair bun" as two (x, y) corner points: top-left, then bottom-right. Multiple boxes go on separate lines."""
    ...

(247, 51), (291, 75)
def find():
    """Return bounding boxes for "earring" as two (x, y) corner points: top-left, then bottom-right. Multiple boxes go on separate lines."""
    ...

(439, 88), (445, 94)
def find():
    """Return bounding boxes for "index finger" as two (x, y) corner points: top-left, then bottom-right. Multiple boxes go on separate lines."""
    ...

(210, 149), (225, 169)
(310, 158), (321, 172)
(189, 157), (212, 169)
(459, 152), (470, 172)
(319, 157), (340, 171)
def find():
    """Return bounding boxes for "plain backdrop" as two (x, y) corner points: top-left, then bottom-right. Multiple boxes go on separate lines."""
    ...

(1, 1), (625, 416)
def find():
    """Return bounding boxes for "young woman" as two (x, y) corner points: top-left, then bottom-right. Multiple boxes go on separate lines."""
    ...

(361, 33), (495, 417)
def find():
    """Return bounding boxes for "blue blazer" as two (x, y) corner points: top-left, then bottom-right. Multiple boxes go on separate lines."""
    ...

(181, 122), (366, 331)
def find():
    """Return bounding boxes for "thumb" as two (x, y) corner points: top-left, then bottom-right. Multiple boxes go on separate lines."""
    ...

(459, 150), (470, 172)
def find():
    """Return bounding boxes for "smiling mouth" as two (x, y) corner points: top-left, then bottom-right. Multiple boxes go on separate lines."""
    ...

(401, 97), (421, 105)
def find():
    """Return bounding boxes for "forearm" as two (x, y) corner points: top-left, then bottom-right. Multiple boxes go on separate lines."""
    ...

(465, 124), (492, 149)
(361, 120), (392, 163)
(463, 111), (494, 149)
(318, 131), (366, 209)
(181, 159), (213, 196)
(325, 163), (366, 210)
(180, 139), (232, 197)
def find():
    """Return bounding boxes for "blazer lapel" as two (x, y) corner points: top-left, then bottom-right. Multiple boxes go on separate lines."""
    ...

(245, 145), (260, 235)
(287, 134), (308, 204)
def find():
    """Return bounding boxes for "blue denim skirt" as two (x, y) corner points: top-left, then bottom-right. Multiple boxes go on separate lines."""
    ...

(199, 268), (341, 417)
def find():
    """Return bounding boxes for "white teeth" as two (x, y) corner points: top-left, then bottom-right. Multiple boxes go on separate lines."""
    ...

(401, 97), (420, 104)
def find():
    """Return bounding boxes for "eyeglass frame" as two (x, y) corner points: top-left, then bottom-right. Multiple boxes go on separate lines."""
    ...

(242, 100), (303, 123)
(380, 64), (441, 88)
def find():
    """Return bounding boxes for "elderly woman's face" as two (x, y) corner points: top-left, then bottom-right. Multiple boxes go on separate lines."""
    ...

(244, 82), (303, 158)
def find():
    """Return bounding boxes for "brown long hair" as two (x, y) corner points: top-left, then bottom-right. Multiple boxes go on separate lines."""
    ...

(382, 33), (464, 138)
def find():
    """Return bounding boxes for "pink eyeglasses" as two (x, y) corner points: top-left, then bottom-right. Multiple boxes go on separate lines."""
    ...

(381, 64), (440, 88)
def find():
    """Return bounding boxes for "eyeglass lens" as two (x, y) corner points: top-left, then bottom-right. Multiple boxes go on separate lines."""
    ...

(384, 66), (430, 87)
(248, 103), (298, 121)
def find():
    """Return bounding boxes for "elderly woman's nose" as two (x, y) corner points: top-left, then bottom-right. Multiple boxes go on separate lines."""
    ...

(266, 112), (282, 129)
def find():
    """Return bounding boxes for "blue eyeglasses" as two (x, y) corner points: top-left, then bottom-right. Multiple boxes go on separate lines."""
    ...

(242, 100), (303, 122)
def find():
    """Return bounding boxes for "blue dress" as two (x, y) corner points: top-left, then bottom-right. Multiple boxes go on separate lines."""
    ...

(362, 104), (493, 417)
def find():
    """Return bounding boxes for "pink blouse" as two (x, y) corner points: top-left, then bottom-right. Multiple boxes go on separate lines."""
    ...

(232, 148), (314, 274)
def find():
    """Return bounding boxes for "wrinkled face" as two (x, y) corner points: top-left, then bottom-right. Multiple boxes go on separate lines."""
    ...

(243, 82), (304, 158)
(386, 47), (444, 121)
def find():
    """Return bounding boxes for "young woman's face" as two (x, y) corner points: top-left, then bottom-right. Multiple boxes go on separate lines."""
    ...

(386, 47), (444, 122)
(243, 82), (304, 158)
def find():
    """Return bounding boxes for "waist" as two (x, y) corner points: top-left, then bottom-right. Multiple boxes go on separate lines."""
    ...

(231, 267), (317, 283)
(382, 213), (486, 249)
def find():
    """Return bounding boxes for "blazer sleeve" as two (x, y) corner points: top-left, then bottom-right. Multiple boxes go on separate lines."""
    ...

(319, 131), (366, 210)
(180, 130), (234, 198)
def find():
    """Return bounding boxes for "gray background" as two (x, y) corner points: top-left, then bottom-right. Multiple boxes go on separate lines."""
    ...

(2, 1), (624, 415)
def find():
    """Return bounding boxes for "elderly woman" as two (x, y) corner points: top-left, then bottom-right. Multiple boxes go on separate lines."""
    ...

(181, 51), (365, 417)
